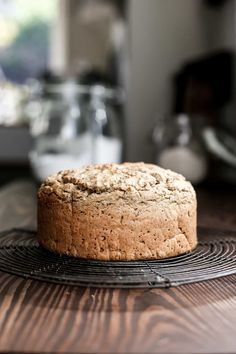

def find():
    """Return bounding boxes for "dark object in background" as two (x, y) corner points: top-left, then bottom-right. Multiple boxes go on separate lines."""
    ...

(173, 51), (234, 126)
(77, 68), (115, 86)
(173, 50), (236, 185)
(205, 0), (229, 7)
(37, 69), (63, 85)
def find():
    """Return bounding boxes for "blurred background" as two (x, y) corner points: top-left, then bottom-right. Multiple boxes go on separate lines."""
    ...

(0, 0), (236, 187)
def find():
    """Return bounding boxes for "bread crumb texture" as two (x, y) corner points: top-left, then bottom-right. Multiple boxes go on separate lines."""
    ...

(38, 162), (197, 260)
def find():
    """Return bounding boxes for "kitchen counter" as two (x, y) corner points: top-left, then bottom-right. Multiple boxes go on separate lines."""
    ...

(0, 180), (236, 354)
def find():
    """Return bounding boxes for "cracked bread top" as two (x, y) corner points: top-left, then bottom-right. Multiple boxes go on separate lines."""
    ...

(38, 163), (196, 205)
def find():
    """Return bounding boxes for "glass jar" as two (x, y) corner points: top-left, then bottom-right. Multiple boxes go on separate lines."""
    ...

(87, 85), (123, 164)
(28, 81), (123, 181)
(152, 114), (208, 184)
(28, 82), (90, 181)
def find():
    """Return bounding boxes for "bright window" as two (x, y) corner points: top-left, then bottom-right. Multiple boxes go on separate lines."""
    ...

(0, 0), (57, 83)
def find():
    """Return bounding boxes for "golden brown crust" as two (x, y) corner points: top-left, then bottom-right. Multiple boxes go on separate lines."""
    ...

(38, 163), (197, 260)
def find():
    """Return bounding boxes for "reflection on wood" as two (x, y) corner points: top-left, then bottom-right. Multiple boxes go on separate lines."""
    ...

(0, 272), (236, 353)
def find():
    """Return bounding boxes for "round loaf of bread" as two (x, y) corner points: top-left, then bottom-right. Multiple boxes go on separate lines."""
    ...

(38, 162), (197, 260)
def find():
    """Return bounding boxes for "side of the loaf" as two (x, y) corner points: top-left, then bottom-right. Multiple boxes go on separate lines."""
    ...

(38, 186), (197, 261)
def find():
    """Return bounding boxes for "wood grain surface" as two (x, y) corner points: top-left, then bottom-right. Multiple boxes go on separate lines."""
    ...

(0, 181), (236, 354)
(0, 180), (37, 231)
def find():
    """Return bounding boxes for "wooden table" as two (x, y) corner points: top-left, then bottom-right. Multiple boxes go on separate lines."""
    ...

(0, 180), (236, 354)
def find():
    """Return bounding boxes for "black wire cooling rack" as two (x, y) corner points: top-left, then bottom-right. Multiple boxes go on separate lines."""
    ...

(0, 227), (236, 288)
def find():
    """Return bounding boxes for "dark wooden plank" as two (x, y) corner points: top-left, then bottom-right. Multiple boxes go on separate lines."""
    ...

(0, 180), (236, 353)
(0, 271), (236, 353)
